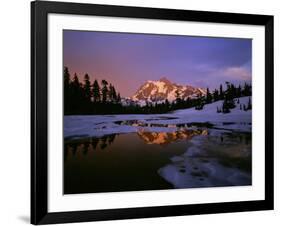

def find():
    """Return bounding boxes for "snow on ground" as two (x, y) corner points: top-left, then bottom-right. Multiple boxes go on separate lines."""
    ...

(173, 97), (251, 124)
(64, 97), (251, 139)
(158, 155), (251, 188)
(158, 129), (252, 188)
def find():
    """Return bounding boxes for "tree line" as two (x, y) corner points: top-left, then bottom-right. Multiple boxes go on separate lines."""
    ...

(64, 67), (122, 114)
(216, 82), (252, 114)
(172, 81), (252, 113)
(64, 66), (252, 115)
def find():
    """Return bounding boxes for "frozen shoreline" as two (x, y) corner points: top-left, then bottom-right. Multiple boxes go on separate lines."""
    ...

(64, 97), (251, 139)
(158, 134), (252, 188)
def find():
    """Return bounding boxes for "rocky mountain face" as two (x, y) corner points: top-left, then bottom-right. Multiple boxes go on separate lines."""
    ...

(131, 77), (206, 103)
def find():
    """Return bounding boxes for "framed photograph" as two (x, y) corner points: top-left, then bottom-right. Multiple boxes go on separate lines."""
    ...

(31, 0), (274, 224)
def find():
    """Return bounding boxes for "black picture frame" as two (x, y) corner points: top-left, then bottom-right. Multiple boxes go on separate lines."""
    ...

(31, 0), (274, 224)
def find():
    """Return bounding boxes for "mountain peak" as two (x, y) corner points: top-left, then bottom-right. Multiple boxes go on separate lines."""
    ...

(159, 77), (171, 83)
(131, 78), (206, 103)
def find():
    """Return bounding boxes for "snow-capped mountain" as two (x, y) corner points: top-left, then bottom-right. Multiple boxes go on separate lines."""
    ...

(131, 77), (206, 103)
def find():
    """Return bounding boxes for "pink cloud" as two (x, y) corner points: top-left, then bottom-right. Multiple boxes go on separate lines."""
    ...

(223, 67), (251, 81)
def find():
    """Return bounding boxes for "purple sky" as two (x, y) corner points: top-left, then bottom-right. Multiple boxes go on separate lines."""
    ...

(63, 30), (252, 97)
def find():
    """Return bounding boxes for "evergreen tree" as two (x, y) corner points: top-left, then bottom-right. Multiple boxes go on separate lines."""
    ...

(70, 73), (83, 113)
(108, 84), (117, 102)
(185, 97), (191, 108)
(117, 93), (121, 103)
(222, 99), (230, 113)
(101, 80), (108, 102)
(72, 73), (80, 89)
(225, 81), (230, 98)
(237, 85), (242, 97)
(213, 89), (219, 102)
(64, 67), (70, 90)
(92, 79), (100, 102)
(230, 83), (236, 98)
(242, 83), (252, 96)
(175, 90), (181, 103)
(206, 87), (212, 103)
(64, 67), (70, 113)
(108, 83), (114, 101)
(112, 85), (117, 101)
(247, 97), (252, 110)
(195, 97), (204, 110)
(219, 84), (224, 99)
(83, 73), (91, 102)
(165, 99), (170, 108)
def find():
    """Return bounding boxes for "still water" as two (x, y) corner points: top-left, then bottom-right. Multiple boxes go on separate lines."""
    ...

(64, 129), (251, 194)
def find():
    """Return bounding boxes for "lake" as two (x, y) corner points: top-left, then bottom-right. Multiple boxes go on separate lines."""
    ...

(64, 127), (251, 194)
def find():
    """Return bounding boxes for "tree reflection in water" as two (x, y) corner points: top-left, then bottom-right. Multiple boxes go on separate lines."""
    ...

(64, 129), (252, 194)
(64, 134), (117, 158)
(64, 129), (206, 159)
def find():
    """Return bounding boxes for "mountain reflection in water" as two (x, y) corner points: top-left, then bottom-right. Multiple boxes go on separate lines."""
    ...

(64, 129), (207, 157)
(64, 129), (251, 194)
(137, 129), (208, 145)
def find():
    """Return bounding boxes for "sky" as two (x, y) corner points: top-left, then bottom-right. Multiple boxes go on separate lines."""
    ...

(63, 30), (252, 97)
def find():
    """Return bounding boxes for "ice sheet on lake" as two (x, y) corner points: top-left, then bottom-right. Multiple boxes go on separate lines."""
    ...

(158, 158), (251, 188)
(158, 132), (252, 188)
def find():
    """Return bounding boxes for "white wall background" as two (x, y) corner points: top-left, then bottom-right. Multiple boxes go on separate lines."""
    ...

(0, 0), (279, 225)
